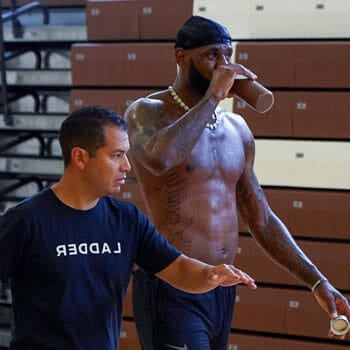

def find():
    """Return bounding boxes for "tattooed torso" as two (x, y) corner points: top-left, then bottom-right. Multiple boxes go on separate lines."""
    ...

(130, 104), (249, 265)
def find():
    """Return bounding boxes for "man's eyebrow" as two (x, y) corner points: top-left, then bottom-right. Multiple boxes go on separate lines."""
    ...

(113, 148), (130, 153)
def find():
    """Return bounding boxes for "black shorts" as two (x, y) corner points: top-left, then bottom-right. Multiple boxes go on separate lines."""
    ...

(132, 269), (236, 350)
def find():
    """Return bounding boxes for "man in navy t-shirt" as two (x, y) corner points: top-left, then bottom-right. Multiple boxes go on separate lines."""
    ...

(0, 106), (256, 350)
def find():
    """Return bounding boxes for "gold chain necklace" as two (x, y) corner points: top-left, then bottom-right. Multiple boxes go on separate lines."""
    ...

(168, 86), (220, 130)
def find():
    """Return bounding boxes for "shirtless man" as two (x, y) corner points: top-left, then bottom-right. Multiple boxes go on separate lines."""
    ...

(125, 16), (350, 350)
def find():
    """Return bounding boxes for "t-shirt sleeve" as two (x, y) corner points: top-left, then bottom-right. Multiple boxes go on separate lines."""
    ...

(134, 209), (181, 274)
(0, 208), (28, 281)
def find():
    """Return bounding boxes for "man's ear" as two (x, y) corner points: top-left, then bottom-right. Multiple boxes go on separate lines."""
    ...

(175, 48), (189, 69)
(71, 147), (88, 170)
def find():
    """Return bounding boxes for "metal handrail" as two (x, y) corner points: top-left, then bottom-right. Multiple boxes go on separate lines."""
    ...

(2, 1), (49, 25)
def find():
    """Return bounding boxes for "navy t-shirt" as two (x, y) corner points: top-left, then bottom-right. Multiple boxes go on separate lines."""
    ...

(0, 188), (181, 349)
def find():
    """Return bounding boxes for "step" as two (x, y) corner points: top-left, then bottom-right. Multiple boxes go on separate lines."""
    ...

(0, 69), (71, 86)
(2, 7), (86, 42)
(0, 114), (65, 131)
(0, 156), (63, 176)
(3, 25), (87, 42)
(6, 50), (71, 69)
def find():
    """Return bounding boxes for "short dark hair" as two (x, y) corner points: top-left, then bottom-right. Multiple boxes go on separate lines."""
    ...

(59, 106), (128, 167)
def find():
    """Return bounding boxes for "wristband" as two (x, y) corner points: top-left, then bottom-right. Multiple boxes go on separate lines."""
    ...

(311, 277), (328, 293)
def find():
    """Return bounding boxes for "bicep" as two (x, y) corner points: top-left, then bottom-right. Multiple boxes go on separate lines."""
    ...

(125, 99), (158, 152)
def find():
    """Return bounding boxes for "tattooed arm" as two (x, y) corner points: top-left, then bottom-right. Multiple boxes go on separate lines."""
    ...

(124, 93), (219, 176)
(236, 122), (350, 332)
(236, 126), (323, 287)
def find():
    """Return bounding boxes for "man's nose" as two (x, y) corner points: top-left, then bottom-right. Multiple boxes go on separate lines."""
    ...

(122, 156), (132, 173)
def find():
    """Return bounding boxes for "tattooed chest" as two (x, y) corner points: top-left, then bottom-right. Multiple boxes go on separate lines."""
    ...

(187, 134), (245, 181)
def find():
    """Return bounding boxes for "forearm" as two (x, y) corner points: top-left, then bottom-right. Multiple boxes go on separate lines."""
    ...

(156, 255), (256, 293)
(156, 255), (215, 294)
(251, 212), (325, 289)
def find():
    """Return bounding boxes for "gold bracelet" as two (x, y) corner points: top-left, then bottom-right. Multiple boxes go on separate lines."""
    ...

(311, 277), (328, 293)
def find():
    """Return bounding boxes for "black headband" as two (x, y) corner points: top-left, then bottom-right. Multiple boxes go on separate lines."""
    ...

(175, 16), (232, 50)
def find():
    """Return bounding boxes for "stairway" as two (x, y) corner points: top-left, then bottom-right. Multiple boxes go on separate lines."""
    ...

(0, 2), (86, 215)
(0, 3), (86, 347)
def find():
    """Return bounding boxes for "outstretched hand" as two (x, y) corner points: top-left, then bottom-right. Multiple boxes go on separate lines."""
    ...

(208, 264), (257, 290)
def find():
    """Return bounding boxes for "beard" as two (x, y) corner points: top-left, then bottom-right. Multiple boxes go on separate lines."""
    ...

(189, 59), (211, 96)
